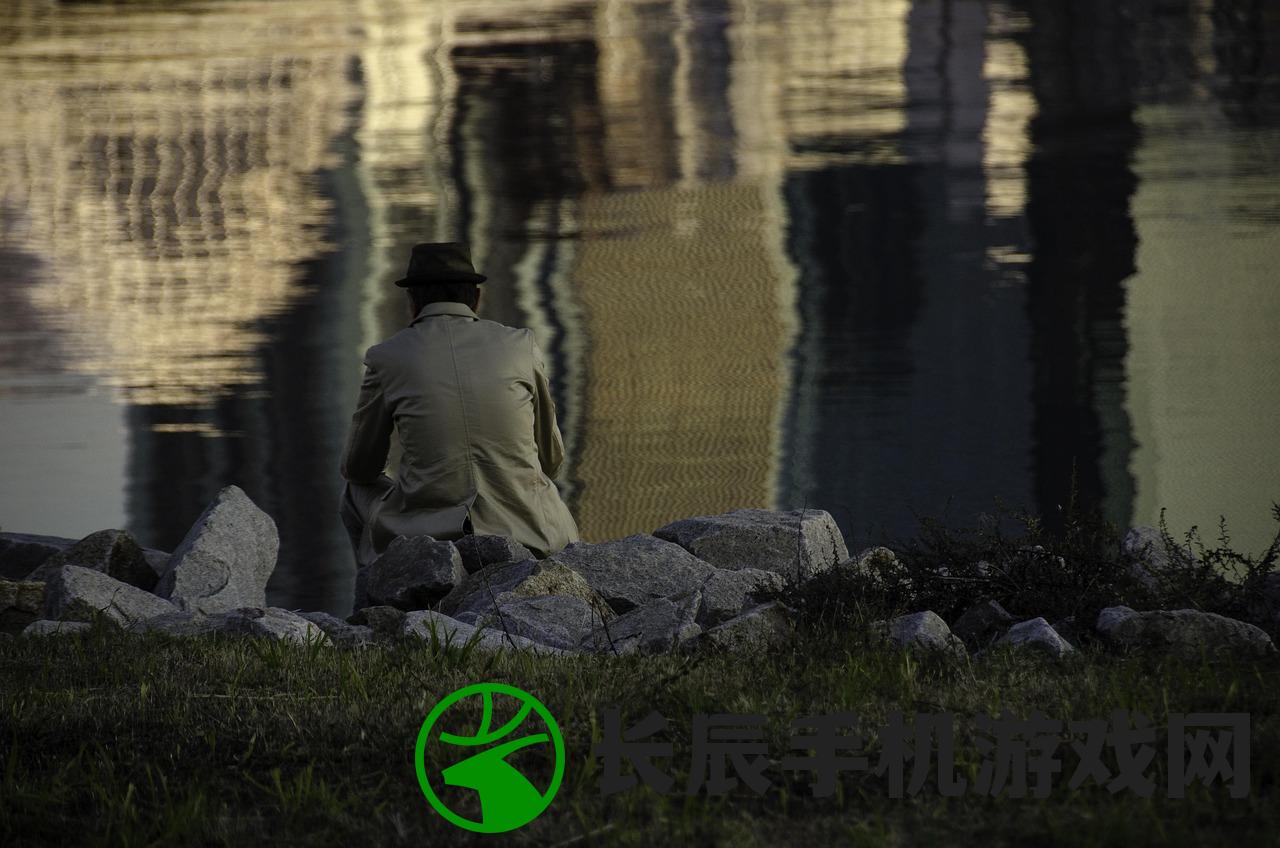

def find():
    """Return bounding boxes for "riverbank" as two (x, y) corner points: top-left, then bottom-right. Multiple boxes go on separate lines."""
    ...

(1, 611), (1276, 847)
(3, 494), (1279, 845)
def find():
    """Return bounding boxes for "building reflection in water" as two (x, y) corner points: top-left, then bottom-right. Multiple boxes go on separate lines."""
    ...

(0, 0), (1277, 613)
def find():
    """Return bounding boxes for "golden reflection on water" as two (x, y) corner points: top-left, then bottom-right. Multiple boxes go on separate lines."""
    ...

(0, 0), (361, 405)
(2, 0), (1278, 566)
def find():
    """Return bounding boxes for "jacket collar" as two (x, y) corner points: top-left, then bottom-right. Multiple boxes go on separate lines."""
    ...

(411, 301), (479, 324)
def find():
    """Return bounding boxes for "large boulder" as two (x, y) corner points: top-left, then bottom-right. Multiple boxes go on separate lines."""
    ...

(545, 535), (714, 614)
(43, 566), (177, 628)
(578, 591), (702, 655)
(1095, 606), (1275, 659)
(654, 508), (848, 582)
(134, 607), (330, 645)
(874, 611), (966, 658)
(686, 602), (794, 653)
(472, 595), (599, 651)
(454, 535), (534, 575)
(0, 579), (45, 635)
(438, 558), (612, 621)
(951, 600), (1016, 650)
(299, 611), (374, 647)
(0, 532), (75, 580)
(401, 609), (563, 654)
(993, 617), (1076, 659)
(27, 529), (159, 592)
(696, 568), (784, 627)
(155, 485), (278, 615)
(355, 535), (465, 611)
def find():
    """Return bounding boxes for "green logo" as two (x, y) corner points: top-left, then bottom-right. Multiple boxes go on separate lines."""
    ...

(415, 682), (565, 833)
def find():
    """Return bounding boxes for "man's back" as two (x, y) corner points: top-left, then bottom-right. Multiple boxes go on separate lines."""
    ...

(341, 301), (579, 561)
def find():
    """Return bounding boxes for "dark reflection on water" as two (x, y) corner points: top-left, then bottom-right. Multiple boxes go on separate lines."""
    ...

(1, 0), (1278, 614)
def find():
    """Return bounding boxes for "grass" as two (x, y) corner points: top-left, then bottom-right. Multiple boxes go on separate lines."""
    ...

(1, 611), (1277, 846)
(2, 496), (1278, 847)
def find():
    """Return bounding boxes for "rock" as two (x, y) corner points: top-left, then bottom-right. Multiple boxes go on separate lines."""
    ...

(840, 547), (914, 593)
(401, 609), (563, 654)
(347, 605), (407, 639)
(43, 566), (177, 628)
(439, 558), (612, 621)
(27, 529), (158, 592)
(874, 611), (966, 658)
(655, 508), (848, 582)
(355, 535), (465, 611)
(472, 595), (600, 651)
(696, 568), (784, 627)
(1122, 526), (1193, 590)
(1, 532), (75, 580)
(545, 535), (714, 614)
(951, 600), (1016, 650)
(1096, 606), (1276, 659)
(454, 535), (534, 575)
(578, 592), (702, 655)
(686, 602), (794, 652)
(0, 579), (45, 635)
(155, 485), (278, 615)
(134, 607), (330, 645)
(994, 617), (1076, 659)
(299, 611), (374, 647)
(22, 619), (91, 637)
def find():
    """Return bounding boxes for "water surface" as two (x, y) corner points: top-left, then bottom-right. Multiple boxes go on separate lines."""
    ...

(1, 0), (1277, 613)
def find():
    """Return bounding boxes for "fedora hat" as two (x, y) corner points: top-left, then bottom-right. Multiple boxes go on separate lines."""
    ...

(393, 242), (487, 287)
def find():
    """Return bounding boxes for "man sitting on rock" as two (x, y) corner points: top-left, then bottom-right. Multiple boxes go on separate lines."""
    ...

(339, 242), (580, 570)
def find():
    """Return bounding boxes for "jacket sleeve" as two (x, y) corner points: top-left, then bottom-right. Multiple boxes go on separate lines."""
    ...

(530, 332), (565, 478)
(340, 354), (393, 484)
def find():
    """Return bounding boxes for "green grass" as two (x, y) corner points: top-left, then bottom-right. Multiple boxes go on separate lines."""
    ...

(1, 615), (1276, 848)
(3, 494), (1278, 846)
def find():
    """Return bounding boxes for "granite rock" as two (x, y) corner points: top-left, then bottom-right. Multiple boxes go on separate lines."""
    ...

(546, 535), (714, 614)
(156, 486), (278, 614)
(655, 508), (848, 582)
(355, 535), (465, 611)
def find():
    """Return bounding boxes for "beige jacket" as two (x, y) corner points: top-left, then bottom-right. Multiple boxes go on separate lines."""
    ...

(340, 301), (579, 560)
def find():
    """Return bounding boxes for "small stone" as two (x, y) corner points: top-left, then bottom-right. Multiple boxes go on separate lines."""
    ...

(439, 558), (612, 621)
(454, 535), (534, 575)
(578, 591), (702, 655)
(156, 485), (279, 614)
(27, 529), (157, 592)
(22, 619), (91, 637)
(994, 617), (1076, 659)
(401, 609), (563, 654)
(347, 605), (406, 639)
(686, 602), (794, 653)
(0, 532), (75, 580)
(951, 600), (1016, 650)
(43, 566), (177, 628)
(696, 568), (784, 627)
(472, 595), (599, 651)
(134, 607), (330, 645)
(874, 611), (966, 658)
(299, 611), (373, 647)
(355, 535), (465, 611)
(655, 508), (848, 582)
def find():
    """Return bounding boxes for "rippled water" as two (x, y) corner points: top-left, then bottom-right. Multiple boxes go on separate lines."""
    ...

(1, 0), (1277, 613)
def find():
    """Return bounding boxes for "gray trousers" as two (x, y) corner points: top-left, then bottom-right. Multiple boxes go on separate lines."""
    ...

(339, 475), (394, 570)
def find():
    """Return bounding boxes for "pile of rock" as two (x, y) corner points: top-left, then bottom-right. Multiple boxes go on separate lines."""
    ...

(0, 494), (844, 655)
(3, 491), (1276, 664)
